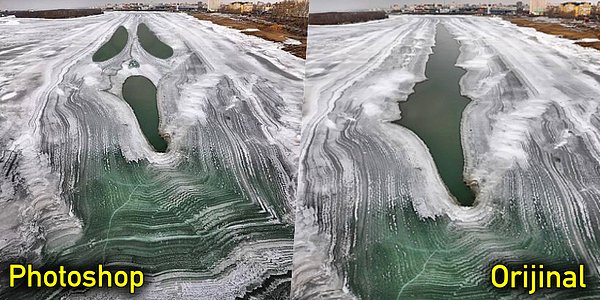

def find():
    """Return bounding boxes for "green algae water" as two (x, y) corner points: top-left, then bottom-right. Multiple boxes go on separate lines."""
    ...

(137, 23), (173, 59)
(122, 76), (168, 152)
(395, 23), (475, 206)
(93, 26), (128, 62)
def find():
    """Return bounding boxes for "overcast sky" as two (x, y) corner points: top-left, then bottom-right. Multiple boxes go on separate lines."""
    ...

(0, 0), (239, 10)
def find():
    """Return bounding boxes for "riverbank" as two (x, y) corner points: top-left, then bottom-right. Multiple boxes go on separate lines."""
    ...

(508, 17), (600, 51)
(309, 11), (389, 25)
(191, 13), (306, 59)
(9, 9), (102, 19)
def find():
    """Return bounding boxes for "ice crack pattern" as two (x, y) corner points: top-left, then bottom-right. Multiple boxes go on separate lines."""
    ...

(0, 12), (302, 299)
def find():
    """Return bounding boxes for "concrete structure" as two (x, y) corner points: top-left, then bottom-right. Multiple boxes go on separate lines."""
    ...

(224, 2), (253, 13)
(241, 2), (254, 13)
(560, 1), (592, 16)
(530, 0), (547, 15)
(207, 0), (220, 11)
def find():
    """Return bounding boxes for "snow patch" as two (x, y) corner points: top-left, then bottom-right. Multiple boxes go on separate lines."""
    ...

(284, 38), (302, 46)
(0, 17), (20, 26)
(1, 92), (17, 101)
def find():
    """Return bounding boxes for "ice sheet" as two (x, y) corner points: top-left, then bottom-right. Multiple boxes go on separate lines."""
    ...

(293, 15), (600, 299)
(0, 12), (302, 299)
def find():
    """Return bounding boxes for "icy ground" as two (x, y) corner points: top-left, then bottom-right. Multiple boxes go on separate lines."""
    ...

(293, 15), (600, 299)
(0, 12), (302, 299)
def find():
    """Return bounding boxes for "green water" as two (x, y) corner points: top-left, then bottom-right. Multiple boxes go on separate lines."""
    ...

(92, 26), (128, 62)
(395, 23), (475, 206)
(122, 76), (168, 152)
(137, 23), (174, 59)
(344, 21), (599, 300)
(4, 149), (294, 298)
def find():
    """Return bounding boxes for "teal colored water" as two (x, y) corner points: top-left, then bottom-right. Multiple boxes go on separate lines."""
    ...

(137, 23), (174, 59)
(92, 26), (128, 62)
(122, 76), (168, 152)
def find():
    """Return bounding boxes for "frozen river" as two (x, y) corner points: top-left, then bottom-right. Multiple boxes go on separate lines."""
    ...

(395, 23), (475, 206)
(293, 15), (600, 299)
(0, 12), (302, 299)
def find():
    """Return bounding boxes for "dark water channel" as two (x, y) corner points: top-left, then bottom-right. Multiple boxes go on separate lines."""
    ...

(122, 76), (168, 152)
(137, 23), (174, 59)
(93, 26), (128, 62)
(395, 23), (475, 206)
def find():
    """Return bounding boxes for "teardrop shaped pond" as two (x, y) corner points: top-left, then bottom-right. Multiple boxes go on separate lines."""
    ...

(137, 23), (174, 59)
(122, 75), (168, 152)
(93, 26), (128, 62)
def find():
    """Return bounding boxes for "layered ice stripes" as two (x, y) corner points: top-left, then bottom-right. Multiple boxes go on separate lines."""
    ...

(293, 16), (600, 299)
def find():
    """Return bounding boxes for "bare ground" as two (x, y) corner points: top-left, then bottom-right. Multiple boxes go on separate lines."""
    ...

(191, 13), (307, 59)
(508, 17), (600, 51)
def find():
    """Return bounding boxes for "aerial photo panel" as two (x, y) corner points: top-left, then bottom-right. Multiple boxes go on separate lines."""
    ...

(1, 0), (600, 299)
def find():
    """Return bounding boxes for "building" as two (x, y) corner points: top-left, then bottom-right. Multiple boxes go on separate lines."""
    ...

(516, 1), (524, 13)
(207, 0), (221, 11)
(255, 2), (274, 14)
(530, 0), (547, 15)
(489, 4), (518, 14)
(226, 2), (241, 12)
(176, 3), (199, 11)
(224, 2), (253, 13)
(560, 1), (592, 16)
(560, 2), (577, 14)
(241, 2), (254, 13)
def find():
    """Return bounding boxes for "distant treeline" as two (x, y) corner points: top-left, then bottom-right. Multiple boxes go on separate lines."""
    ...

(309, 11), (388, 25)
(10, 9), (102, 19)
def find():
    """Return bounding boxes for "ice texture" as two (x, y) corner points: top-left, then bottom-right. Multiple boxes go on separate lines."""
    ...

(0, 12), (302, 299)
(293, 15), (600, 299)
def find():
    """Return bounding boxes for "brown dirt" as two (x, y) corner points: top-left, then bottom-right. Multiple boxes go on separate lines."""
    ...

(577, 41), (600, 48)
(509, 18), (600, 51)
(191, 13), (307, 59)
